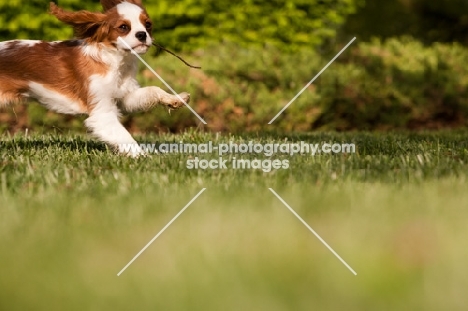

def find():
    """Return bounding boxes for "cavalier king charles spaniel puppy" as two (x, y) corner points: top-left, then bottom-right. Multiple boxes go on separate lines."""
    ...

(0, 0), (190, 157)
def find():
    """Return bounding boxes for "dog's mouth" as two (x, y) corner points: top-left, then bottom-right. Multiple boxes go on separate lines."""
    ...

(128, 44), (150, 52)
(121, 44), (150, 55)
(133, 44), (150, 49)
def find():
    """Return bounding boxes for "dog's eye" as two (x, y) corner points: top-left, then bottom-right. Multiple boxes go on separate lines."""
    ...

(145, 21), (152, 29)
(119, 24), (129, 31)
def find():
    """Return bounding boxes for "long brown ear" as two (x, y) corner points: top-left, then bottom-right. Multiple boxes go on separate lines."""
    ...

(50, 2), (107, 39)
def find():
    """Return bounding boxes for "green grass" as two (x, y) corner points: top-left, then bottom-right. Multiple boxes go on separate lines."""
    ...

(1, 130), (468, 310)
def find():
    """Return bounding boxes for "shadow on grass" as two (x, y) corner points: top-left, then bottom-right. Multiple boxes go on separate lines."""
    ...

(0, 138), (108, 154)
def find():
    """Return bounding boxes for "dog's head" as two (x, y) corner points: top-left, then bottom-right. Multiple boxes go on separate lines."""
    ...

(50, 0), (153, 54)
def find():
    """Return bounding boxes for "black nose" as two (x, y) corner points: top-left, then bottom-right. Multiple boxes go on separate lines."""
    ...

(136, 31), (147, 43)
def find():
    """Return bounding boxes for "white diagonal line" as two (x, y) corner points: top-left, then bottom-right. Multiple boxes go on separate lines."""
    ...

(268, 37), (356, 124)
(268, 188), (357, 276)
(118, 37), (207, 125)
(117, 188), (206, 276)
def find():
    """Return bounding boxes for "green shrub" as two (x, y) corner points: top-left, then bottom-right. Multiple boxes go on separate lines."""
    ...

(344, 0), (468, 45)
(149, 0), (361, 51)
(325, 37), (468, 130)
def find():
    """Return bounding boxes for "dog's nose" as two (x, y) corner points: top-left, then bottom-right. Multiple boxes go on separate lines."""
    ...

(135, 31), (147, 43)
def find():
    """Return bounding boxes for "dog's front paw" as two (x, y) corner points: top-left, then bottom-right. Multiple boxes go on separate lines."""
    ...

(167, 92), (190, 110)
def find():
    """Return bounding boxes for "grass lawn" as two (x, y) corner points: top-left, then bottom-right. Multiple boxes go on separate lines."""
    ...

(1, 130), (468, 310)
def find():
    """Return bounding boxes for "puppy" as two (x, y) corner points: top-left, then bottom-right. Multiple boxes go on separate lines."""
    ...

(0, 0), (190, 157)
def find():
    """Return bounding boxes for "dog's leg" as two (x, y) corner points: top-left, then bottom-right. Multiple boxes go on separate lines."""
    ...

(85, 103), (144, 157)
(121, 86), (190, 112)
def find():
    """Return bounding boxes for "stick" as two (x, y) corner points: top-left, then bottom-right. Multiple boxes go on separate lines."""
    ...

(152, 42), (201, 69)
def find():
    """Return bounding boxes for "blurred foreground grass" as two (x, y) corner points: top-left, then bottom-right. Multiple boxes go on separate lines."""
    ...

(1, 131), (468, 310)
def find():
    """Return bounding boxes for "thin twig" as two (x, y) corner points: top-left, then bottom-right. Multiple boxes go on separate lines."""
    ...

(152, 42), (201, 69)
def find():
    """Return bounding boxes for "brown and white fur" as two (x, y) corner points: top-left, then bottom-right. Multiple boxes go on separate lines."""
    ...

(0, 0), (190, 157)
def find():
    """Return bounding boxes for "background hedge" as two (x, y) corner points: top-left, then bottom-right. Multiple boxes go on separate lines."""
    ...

(344, 0), (468, 45)
(1, 0), (468, 133)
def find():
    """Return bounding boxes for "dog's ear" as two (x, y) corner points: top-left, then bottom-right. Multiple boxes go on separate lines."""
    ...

(101, 0), (144, 11)
(50, 2), (107, 39)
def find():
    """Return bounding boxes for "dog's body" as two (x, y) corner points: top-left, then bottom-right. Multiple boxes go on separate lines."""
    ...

(0, 0), (189, 156)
